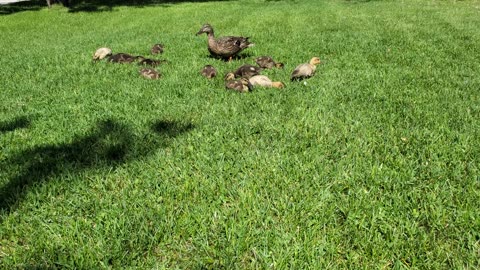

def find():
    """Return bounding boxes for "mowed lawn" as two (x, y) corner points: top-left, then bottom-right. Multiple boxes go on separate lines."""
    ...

(1, 0), (480, 268)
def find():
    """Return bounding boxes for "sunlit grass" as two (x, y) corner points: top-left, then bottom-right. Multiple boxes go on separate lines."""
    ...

(1, 0), (480, 268)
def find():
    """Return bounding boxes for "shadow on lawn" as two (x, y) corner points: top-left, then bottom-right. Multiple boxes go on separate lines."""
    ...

(0, 116), (32, 133)
(0, 0), (233, 15)
(0, 118), (194, 216)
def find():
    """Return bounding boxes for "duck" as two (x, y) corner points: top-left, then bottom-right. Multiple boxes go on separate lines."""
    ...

(291, 57), (321, 81)
(137, 57), (165, 67)
(139, 68), (160, 80)
(151, 43), (164, 55)
(93, 47), (112, 61)
(200, 65), (217, 79)
(225, 72), (252, 93)
(196, 24), (254, 61)
(249, 75), (285, 89)
(233, 64), (262, 79)
(255, 56), (284, 69)
(107, 53), (142, 64)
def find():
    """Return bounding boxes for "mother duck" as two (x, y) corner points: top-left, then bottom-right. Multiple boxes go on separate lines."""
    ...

(196, 24), (254, 61)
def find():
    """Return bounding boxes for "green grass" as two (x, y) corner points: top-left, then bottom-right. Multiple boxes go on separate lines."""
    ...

(1, 0), (480, 268)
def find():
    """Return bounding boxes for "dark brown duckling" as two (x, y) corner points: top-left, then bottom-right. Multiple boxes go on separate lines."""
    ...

(108, 53), (141, 64)
(225, 72), (252, 93)
(255, 56), (284, 69)
(233, 64), (262, 79)
(196, 24), (254, 61)
(137, 57), (165, 67)
(151, 43), (164, 55)
(200, 65), (217, 79)
(139, 68), (160, 80)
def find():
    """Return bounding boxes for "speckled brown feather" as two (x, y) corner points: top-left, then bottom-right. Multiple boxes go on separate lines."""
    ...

(108, 53), (141, 64)
(151, 44), (164, 55)
(233, 64), (262, 79)
(255, 56), (284, 69)
(225, 72), (252, 93)
(200, 65), (217, 79)
(139, 68), (160, 79)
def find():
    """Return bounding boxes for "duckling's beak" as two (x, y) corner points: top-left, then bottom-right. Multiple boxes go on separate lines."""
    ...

(195, 30), (203, 36)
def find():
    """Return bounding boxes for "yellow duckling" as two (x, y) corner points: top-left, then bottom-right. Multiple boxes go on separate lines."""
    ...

(92, 47), (112, 61)
(249, 75), (284, 89)
(291, 57), (321, 81)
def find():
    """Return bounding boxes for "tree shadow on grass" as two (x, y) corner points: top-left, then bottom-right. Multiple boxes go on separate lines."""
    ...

(0, 116), (32, 133)
(68, 0), (233, 13)
(0, 0), (234, 15)
(0, 0), (45, 15)
(0, 118), (194, 216)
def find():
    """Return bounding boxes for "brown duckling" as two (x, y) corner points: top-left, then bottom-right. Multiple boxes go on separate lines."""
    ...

(139, 68), (160, 80)
(200, 65), (217, 79)
(291, 57), (321, 81)
(137, 57), (165, 67)
(196, 24), (254, 61)
(93, 47), (112, 61)
(233, 64), (262, 79)
(107, 53), (142, 64)
(151, 43), (164, 55)
(225, 72), (252, 93)
(249, 75), (285, 89)
(255, 56), (284, 69)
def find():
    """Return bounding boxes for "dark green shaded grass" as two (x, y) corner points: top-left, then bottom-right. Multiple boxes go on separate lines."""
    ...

(1, 0), (480, 268)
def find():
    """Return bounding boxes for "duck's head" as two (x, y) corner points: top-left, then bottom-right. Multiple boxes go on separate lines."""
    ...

(309, 57), (321, 65)
(196, 24), (214, 35)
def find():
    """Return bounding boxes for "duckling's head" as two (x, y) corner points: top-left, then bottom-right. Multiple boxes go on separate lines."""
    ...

(196, 24), (214, 36)
(93, 47), (112, 61)
(240, 78), (253, 92)
(309, 57), (321, 65)
(224, 72), (236, 81)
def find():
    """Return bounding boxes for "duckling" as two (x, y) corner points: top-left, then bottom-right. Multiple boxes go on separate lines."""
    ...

(137, 57), (165, 67)
(107, 53), (142, 64)
(196, 24), (254, 61)
(233, 64), (262, 79)
(151, 43), (164, 55)
(200, 65), (217, 79)
(255, 56), (284, 69)
(291, 57), (321, 81)
(93, 47), (112, 61)
(225, 72), (252, 93)
(139, 68), (160, 80)
(249, 75), (285, 89)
